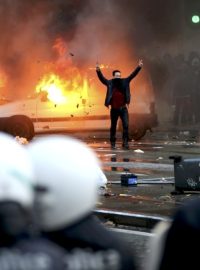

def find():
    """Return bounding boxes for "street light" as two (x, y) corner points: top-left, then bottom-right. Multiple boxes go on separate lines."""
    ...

(192, 15), (200, 23)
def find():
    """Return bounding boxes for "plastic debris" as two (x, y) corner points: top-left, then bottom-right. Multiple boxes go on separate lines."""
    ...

(15, 136), (29, 145)
(96, 202), (103, 206)
(119, 194), (132, 197)
(104, 192), (116, 197)
(134, 149), (144, 153)
(159, 195), (172, 201)
(97, 169), (108, 196)
(104, 220), (114, 227)
(98, 187), (107, 196)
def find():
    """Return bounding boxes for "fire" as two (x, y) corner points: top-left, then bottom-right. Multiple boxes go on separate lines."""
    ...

(35, 37), (91, 107)
(99, 64), (110, 69)
(36, 72), (90, 107)
(0, 70), (7, 88)
(89, 64), (113, 70)
(36, 73), (67, 104)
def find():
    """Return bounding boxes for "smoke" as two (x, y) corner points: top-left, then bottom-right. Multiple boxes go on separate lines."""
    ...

(0, 0), (86, 98)
(0, 0), (183, 102)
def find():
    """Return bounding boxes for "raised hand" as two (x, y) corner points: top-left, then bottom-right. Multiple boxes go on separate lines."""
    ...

(139, 59), (143, 67)
(96, 62), (100, 70)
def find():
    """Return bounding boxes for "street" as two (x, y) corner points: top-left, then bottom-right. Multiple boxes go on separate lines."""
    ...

(35, 129), (200, 269)
(72, 129), (200, 269)
(83, 130), (200, 216)
(1, 0), (200, 268)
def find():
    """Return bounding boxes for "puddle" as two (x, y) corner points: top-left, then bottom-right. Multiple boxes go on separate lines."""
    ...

(109, 157), (131, 172)
(100, 156), (158, 163)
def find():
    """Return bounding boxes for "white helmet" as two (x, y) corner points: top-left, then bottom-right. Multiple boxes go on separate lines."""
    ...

(0, 132), (35, 209)
(27, 135), (102, 231)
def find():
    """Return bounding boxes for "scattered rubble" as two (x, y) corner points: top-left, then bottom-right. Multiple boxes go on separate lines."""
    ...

(15, 136), (29, 145)
(134, 149), (144, 153)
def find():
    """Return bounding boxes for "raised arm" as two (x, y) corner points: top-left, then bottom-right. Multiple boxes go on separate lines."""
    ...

(127, 59), (143, 82)
(96, 63), (109, 86)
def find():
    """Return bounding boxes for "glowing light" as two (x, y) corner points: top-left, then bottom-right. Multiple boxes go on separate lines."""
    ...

(36, 74), (67, 104)
(35, 37), (91, 108)
(89, 64), (113, 70)
(0, 70), (7, 88)
(192, 15), (200, 24)
(35, 72), (89, 110)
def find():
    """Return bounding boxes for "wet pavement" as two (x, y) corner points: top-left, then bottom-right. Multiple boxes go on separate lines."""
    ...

(35, 129), (200, 270)
(84, 129), (200, 269)
(36, 128), (200, 220)
(85, 129), (200, 220)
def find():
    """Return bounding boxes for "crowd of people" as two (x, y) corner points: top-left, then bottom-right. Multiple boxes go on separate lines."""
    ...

(145, 51), (200, 125)
(0, 132), (137, 270)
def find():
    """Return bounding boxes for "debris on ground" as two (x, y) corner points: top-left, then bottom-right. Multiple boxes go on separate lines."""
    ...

(157, 157), (164, 160)
(134, 149), (144, 153)
(15, 136), (29, 145)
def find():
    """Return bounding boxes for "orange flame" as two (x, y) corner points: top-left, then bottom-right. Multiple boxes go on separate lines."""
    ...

(36, 72), (89, 107)
(0, 70), (7, 88)
(35, 37), (154, 115)
(53, 37), (69, 58)
(35, 38), (90, 107)
(89, 64), (113, 70)
(36, 73), (67, 104)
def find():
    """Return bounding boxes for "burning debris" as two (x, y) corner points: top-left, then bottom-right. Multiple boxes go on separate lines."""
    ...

(34, 38), (90, 111)
(89, 64), (113, 70)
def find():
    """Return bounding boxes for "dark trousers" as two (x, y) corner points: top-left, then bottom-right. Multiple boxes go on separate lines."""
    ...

(110, 107), (129, 143)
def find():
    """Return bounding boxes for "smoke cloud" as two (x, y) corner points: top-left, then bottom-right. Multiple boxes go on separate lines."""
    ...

(0, 0), (183, 104)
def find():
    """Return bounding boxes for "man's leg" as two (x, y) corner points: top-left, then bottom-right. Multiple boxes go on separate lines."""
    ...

(110, 108), (119, 149)
(120, 107), (129, 149)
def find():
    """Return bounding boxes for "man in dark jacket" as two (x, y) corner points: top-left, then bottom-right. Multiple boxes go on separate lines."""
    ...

(96, 60), (143, 149)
